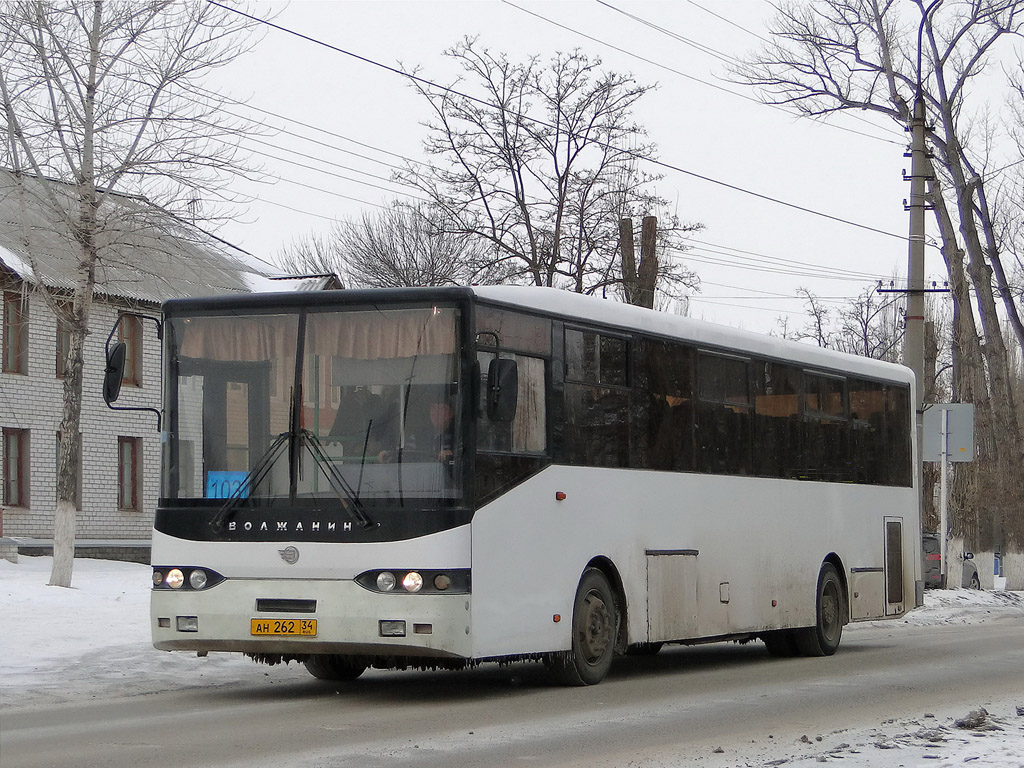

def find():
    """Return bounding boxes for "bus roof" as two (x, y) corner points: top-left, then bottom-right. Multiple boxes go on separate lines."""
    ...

(471, 285), (914, 385)
(163, 284), (914, 386)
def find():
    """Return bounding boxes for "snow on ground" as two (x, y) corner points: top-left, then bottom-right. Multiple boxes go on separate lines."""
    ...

(2, 555), (1024, 767)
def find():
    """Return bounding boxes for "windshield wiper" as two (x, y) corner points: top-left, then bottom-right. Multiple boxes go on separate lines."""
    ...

(302, 429), (376, 530)
(211, 431), (290, 532)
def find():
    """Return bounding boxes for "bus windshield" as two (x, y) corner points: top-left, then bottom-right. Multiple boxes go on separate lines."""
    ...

(163, 305), (462, 505)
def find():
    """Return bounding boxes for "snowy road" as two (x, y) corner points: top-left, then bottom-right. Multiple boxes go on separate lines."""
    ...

(2, 557), (1024, 767)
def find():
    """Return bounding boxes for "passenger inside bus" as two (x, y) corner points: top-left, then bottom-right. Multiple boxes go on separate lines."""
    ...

(377, 394), (456, 464)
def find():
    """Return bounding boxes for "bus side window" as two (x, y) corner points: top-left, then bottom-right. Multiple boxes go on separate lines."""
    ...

(477, 351), (546, 454)
(884, 385), (913, 487)
(475, 351), (548, 504)
(564, 329), (629, 468)
(753, 362), (801, 479)
(636, 338), (694, 472)
(697, 353), (752, 475)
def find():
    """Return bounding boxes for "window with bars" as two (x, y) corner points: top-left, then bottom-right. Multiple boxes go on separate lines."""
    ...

(3, 291), (28, 374)
(2, 428), (29, 507)
(118, 436), (141, 510)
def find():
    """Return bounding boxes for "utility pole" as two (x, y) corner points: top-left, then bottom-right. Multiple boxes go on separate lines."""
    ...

(906, 94), (928, 467)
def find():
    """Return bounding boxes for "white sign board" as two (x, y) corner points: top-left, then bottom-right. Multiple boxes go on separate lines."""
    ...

(922, 403), (975, 462)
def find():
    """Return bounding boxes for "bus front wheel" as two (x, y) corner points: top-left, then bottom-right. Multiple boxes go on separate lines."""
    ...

(548, 568), (618, 686)
(304, 654), (368, 681)
(795, 563), (845, 657)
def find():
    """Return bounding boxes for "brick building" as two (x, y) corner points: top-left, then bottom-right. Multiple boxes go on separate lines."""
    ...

(0, 169), (337, 562)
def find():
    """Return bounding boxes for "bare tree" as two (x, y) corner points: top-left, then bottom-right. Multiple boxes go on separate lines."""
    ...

(276, 202), (501, 288)
(0, 0), (263, 587)
(786, 285), (903, 361)
(734, 0), (1024, 556)
(397, 38), (700, 298)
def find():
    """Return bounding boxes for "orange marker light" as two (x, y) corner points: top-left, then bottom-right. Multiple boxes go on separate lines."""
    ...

(555, 491), (567, 501)
(553, 614), (561, 623)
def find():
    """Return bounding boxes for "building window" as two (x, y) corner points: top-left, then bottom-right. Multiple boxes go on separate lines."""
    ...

(118, 314), (143, 387)
(118, 437), (141, 510)
(2, 428), (29, 507)
(3, 291), (28, 374)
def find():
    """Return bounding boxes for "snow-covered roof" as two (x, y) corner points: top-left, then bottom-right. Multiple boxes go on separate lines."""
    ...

(0, 168), (282, 305)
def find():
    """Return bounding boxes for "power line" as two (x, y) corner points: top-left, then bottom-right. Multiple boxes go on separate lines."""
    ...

(210, 1), (914, 245)
(679, 236), (892, 281)
(504, 0), (748, 99)
(682, 0), (774, 46)
(591, 0), (903, 143)
(184, 83), (425, 171)
(596, 0), (752, 66)
(244, 143), (425, 199)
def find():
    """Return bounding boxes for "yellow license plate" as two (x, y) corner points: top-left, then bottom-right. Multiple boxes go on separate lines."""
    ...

(250, 618), (317, 637)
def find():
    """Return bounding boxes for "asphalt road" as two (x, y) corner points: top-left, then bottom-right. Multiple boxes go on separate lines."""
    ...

(4, 618), (1023, 768)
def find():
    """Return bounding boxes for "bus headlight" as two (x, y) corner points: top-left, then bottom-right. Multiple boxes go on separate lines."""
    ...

(356, 569), (471, 594)
(189, 569), (208, 590)
(152, 566), (225, 590)
(402, 571), (424, 592)
(166, 568), (185, 589)
(433, 573), (452, 591)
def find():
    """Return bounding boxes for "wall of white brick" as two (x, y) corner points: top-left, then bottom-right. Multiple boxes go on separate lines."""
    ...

(1, 291), (161, 542)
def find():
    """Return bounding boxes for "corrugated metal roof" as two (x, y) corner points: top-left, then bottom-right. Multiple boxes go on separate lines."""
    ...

(0, 169), (279, 304)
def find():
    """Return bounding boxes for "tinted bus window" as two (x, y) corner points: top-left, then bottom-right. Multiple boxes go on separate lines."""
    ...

(885, 385), (913, 487)
(564, 328), (630, 467)
(636, 339), (694, 472)
(697, 353), (752, 475)
(803, 372), (850, 482)
(849, 378), (885, 484)
(753, 362), (801, 478)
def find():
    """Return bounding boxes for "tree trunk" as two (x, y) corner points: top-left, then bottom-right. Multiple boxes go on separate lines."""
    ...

(927, 168), (987, 550)
(636, 216), (659, 310)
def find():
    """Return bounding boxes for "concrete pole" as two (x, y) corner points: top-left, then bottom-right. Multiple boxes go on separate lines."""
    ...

(906, 95), (928, 553)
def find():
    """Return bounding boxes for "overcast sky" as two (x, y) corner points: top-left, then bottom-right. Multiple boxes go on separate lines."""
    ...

(207, 1), (953, 334)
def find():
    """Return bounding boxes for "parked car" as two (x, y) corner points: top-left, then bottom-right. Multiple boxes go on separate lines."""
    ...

(922, 532), (981, 589)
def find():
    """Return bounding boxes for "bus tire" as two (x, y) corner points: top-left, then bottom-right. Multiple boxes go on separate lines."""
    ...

(303, 654), (368, 681)
(548, 568), (618, 686)
(795, 563), (845, 657)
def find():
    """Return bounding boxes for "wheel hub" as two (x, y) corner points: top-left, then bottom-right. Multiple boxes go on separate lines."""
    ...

(579, 590), (613, 663)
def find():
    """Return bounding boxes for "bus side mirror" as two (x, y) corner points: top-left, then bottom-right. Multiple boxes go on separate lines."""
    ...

(103, 341), (127, 404)
(487, 358), (518, 423)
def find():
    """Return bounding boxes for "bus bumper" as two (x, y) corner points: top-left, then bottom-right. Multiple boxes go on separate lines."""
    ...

(151, 578), (473, 659)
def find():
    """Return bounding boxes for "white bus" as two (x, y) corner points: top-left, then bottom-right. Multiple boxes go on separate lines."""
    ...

(109, 285), (922, 685)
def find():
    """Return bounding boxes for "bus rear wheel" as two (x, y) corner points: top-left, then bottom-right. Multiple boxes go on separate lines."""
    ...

(795, 563), (845, 657)
(549, 568), (618, 686)
(303, 654), (368, 681)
